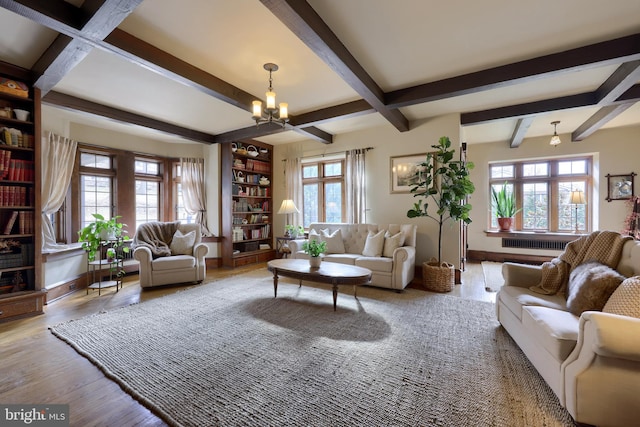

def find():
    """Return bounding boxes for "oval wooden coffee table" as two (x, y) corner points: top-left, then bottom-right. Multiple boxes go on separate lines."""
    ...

(267, 259), (372, 311)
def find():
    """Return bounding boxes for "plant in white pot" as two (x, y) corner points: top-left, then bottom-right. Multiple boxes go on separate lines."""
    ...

(302, 239), (326, 268)
(491, 181), (521, 231)
(406, 136), (475, 291)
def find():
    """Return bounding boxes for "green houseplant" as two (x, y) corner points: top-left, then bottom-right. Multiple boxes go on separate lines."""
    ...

(285, 224), (304, 239)
(78, 213), (130, 262)
(302, 239), (327, 268)
(491, 181), (521, 231)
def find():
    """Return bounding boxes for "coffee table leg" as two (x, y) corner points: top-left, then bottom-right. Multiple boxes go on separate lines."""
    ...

(332, 284), (338, 311)
(273, 271), (278, 298)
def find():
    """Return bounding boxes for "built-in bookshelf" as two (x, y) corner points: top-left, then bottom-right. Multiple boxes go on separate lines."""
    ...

(0, 61), (43, 322)
(221, 141), (276, 267)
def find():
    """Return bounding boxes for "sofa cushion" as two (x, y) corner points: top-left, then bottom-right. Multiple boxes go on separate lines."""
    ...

(170, 229), (196, 255)
(500, 286), (568, 320)
(522, 306), (579, 362)
(567, 262), (625, 316)
(603, 276), (640, 318)
(321, 229), (346, 254)
(323, 254), (359, 265)
(362, 230), (385, 257)
(152, 255), (196, 271)
(382, 231), (405, 258)
(356, 256), (393, 273)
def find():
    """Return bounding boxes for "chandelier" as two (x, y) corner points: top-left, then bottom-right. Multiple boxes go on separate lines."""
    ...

(252, 63), (289, 127)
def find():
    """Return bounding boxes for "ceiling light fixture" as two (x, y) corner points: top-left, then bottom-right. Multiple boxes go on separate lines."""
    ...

(252, 63), (289, 128)
(549, 120), (561, 146)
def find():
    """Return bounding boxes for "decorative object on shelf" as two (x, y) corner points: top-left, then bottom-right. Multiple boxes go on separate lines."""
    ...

(491, 181), (521, 231)
(0, 107), (10, 118)
(0, 78), (28, 98)
(12, 109), (29, 121)
(259, 176), (270, 185)
(302, 239), (326, 268)
(277, 199), (300, 236)
(236, 171), (245, 182)
(569, 189), (586, 233)
(106, 247), (116, 262)
(231, 142), (237, 152)
(247, 145), (259, 157)
(251, 63), (289, 128)
(606, 172), (636, 202)
(406, 137), (474, 290)
(78, 214), (130, 261)
(549, 120), (561, 146)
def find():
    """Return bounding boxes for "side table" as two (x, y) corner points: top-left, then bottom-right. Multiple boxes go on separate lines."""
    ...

(87, 257), (123, 296)
(275, 236), (295, 258)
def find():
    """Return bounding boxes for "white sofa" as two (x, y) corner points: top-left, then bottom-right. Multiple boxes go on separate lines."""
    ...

(288, 223), (417, 290)
(496, 237), (640, 427)
(133, 222), (208, 288)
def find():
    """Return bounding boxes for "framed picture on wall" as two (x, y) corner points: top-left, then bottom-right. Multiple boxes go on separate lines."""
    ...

(390, 153), (432, 194)
(606, 172), (636, 202)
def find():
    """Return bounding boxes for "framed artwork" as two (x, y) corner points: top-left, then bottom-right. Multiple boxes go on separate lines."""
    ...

(606, 172), (636, 202)
(390, 153), (432, 194)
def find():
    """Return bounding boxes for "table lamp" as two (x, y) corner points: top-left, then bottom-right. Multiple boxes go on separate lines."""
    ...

(569, 190), (586, 233)
(277, 199), (300, 236)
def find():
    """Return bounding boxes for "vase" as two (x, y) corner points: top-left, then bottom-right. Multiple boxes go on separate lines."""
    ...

(497, 217), (513, 231)
(309, 256), (321, 268)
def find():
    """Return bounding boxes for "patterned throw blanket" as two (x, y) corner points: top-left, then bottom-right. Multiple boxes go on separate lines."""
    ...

(530, 231), (631, 296)
(132, 221), (180, 258)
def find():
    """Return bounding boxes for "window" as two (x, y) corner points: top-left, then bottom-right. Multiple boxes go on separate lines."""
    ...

(489, 157), (591, 233)
(79, 152), (113, 229)
(302, 159), (345, 227)
(135, 159), (161, 230)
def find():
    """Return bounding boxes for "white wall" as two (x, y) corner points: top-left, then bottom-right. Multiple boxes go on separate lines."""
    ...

(274, 114), (464, 267)
(466, 125), (640, 257)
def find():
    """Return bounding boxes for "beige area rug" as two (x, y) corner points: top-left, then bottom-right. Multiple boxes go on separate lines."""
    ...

(482, 261), (505, 292)
(50, 269), (573, 427)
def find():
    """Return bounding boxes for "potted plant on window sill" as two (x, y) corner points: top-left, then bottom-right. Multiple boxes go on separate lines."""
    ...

(302, 239), (326, 268)
(78, 214), (130, 262)
(491, 181), (521, 232)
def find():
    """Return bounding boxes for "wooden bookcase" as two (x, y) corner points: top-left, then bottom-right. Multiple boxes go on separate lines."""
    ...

(0, 61), (43, 321)
(221, 141), (276, 267)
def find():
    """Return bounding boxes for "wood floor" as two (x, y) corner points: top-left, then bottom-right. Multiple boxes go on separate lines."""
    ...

(0, 261), (494, 426)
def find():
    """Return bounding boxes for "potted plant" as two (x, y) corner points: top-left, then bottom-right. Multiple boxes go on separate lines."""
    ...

(406, 136), (475, 291)
(302, 239), (327, 268)
(78, 213), (130, 262)
(491, 181), (521, 231)
(285, 224), (304, 239)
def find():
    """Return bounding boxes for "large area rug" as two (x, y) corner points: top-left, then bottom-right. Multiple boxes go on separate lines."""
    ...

(50, 269), (573, 427)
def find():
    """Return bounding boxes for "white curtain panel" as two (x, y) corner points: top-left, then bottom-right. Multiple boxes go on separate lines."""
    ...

(346, 148), (367, 223)
(284, 152), (303, 228)
(180, 158), (212, 236)
(41, 131), (77, 250)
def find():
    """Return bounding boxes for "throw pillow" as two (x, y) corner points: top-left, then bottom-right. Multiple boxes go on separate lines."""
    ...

(566, 262), (626, 316)
(308, 229), (320, 242)
(170, 229), (196, 255)
(362, 230), (385, 257)
(321, 229), (345, 254)
(382, 231), (405, 258)
(603, 276), (640, 318)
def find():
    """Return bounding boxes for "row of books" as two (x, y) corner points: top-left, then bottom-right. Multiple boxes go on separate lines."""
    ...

(3, 211), (35, 234)
(245, 159), (271, 173)
(236, 186), (269, 197)
(232, 214), (270, 225)
(0, 127), (34, 148)
(0, 186), (32, 206)
(0, 150), (34, 181)
(232, 198), (269, 213)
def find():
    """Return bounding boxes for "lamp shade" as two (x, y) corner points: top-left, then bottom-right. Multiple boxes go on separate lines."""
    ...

(277, 199), (300, 215)
(569, 190), (586, 205)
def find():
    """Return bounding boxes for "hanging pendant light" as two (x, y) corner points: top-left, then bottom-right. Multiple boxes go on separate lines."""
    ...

(252, 63), (289, 128)
(549, 120), (561, 146)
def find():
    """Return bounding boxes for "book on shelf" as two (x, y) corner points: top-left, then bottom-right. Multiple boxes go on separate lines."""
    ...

(3, 210), (18, 234)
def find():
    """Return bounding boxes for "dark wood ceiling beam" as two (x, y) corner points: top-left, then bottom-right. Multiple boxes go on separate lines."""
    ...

(213, 123), (288, 144)
(461, 93), (596, 125)
(595, 60), (640, 105)
(42, 91), (216, 143)
(289, 99), (373, 127)
(571, 103), (635, 141)
(509, 117), (534, 148)
(260, 0), (409, 132)
(296, 126), (333, 144)
(387, 33), (640, 109)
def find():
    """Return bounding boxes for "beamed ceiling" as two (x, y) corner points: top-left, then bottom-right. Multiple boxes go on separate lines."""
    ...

(0, 0), (639, 147)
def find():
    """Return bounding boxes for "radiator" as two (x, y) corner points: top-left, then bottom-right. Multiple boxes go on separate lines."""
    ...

(502, 238), (568, 250)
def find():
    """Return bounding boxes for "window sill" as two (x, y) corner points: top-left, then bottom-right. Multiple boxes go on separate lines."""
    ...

(484, 230), (587, 241)
(42, 243), (85, 262)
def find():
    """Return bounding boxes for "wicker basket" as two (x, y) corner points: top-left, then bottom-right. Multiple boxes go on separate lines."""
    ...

(422, 258), (455, 292)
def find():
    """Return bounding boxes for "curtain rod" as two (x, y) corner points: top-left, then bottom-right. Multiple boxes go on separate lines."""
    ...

(284, 146), (374, 161)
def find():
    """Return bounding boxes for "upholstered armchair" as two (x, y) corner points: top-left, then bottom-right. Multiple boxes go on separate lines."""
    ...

(133, 222), (208, 288)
